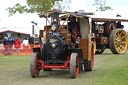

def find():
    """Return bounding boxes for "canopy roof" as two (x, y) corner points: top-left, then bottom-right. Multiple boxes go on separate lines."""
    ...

(38, 11), (90, 18)
(90, 16), (128, 22)
(38, 11), (128, 22)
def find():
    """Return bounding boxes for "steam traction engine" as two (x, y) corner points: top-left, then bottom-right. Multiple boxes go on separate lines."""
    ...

(30, 11), (95, 78)
(91, 17), (128, 54)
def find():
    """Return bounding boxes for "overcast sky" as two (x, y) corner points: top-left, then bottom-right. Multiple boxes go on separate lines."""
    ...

(0, 0), (128, 32)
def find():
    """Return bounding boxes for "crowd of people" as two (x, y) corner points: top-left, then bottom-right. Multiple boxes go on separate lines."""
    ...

(2, 34), (42, 55)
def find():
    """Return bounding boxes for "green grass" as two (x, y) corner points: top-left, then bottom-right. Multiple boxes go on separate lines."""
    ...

(94, 50), (128, 85)
(0, 49), (128, 85)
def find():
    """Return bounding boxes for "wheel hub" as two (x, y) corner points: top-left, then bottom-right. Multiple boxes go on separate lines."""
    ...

(118, 37), (122, 45)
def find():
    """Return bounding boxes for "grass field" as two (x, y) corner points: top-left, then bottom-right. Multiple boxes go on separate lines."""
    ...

(0, 49), (128, 85)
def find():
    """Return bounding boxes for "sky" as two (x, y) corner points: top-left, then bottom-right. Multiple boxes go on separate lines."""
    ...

(0, 0), (128, 34)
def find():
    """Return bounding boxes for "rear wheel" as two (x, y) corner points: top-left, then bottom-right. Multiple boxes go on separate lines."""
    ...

(30, 52), (40, 78)
(84, 44), (94, 71)
(79, 63), (83, 71)
(93, 40), (96, 54)
(83, 59), (88, 71)
(70, 53), (79, 78)
(109, 29), (127, 54)
(105, 21), (116, 35)
(88, 43), (94, 71)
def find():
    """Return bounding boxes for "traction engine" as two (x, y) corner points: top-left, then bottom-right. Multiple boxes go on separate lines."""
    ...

(30, 11), (94, 78)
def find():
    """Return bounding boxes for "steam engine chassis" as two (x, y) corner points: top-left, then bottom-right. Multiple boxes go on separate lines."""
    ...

(30, 11), (95, 78)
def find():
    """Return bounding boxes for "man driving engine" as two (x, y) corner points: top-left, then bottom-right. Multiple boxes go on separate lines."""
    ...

(68, 16), (81, 39)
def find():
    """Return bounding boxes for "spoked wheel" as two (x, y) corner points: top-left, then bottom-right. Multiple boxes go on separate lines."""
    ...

(70, 53), (79, 78)
(109, 29), (127, 54)
(84, 43), (94, 71)
(30, 52), (40, 78)
(95, 48), (105, 54)
(105, 21), (116, 35)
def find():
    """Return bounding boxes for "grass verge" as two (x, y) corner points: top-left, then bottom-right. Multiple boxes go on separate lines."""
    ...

(0, 49), (128, 85)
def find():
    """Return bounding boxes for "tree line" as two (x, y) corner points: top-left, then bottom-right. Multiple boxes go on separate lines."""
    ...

(6, 0), (113, 16)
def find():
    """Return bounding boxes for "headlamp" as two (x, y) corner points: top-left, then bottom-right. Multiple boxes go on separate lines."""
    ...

(51, 25), (56, 31)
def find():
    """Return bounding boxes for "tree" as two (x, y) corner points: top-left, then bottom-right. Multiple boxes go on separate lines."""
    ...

(96, 5), (113, 11)
(6, 0), (71, 16)
(93, 0), (113, 11)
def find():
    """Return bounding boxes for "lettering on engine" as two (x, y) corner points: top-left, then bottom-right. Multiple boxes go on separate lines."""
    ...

(49, 39), (58, 43)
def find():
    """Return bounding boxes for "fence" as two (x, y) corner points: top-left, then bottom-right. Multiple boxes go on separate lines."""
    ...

(0, 44), (42, 56)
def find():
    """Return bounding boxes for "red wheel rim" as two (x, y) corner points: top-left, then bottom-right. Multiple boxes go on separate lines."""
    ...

(91, 44), (94, 70)
(75, 56), (79, 77)
(35, 54), (40, 76)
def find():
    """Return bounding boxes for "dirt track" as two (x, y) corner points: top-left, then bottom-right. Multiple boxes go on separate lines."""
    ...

(0, 50), (128, 85)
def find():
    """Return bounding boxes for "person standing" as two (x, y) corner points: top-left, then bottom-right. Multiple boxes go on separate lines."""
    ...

(29, 35), (34, 52)
(14, 37), (21, 55)
(34, 34), (42, 48)
(7, 35), (14, 55)
(2, 37), (8, 55)
(23, 38), (29, 54)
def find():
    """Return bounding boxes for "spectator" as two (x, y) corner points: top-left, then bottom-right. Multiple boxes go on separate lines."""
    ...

(34, 34), (42, 48)
(14, 37), (21, 55)
(29, 35), (34, 52)
(2, 37), (8, 55)
(23, 38), (29, 54)
(39, 37), (43, 48)
(7, 35), (14, 55)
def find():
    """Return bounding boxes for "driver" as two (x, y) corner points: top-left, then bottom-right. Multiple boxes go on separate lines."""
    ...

(68, 16), (81, 38)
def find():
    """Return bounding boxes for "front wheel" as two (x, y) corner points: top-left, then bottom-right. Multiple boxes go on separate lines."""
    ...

(109, 29), (127, 54)
(30, 52), (40, 78)
(70, 53), (79, 78)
